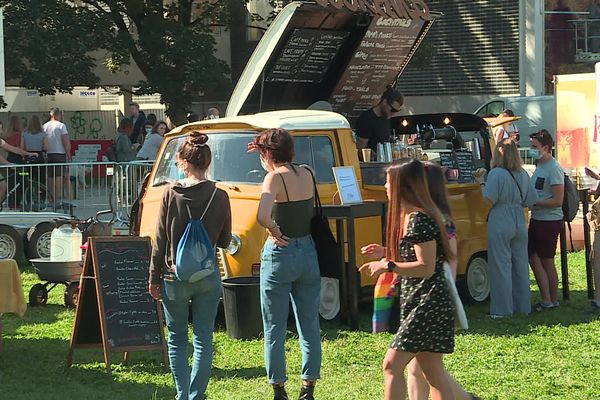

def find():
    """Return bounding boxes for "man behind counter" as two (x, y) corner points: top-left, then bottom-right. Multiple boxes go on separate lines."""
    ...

(355, 86), (404, 160)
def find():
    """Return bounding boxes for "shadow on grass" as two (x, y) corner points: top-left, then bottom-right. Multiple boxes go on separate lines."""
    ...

(0, 337), (172, 400)
(2, 303), (66, 333)
(212, 366), (265, 381)
(315, 289), (599, 340)
(460, 290), (599, 337)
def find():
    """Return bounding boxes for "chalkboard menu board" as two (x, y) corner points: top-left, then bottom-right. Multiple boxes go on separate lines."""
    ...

(67, 237), (167, 374)
(94, 240), (162, 348)
(330, 18), (426, 121)
(438, 151), (475, 184)
(267, 29), (349, 83)
(455, 150), (475, 184)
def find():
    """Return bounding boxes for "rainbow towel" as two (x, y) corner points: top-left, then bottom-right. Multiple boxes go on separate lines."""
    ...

(372, 272), (399, 333)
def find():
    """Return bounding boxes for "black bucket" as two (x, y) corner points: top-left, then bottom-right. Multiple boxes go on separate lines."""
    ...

(222, 276), (262, 340)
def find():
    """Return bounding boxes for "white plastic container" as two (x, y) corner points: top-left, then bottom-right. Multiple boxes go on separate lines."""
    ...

(50, 225), (83, 262)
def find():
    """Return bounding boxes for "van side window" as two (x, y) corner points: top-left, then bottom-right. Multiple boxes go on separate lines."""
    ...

(294, 136), (336, 184)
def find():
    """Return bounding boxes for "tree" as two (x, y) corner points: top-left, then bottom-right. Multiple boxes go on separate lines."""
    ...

(1, 0), (232, 125)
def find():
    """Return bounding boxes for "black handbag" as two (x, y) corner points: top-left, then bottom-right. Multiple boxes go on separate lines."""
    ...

(304, 167), (341, 279)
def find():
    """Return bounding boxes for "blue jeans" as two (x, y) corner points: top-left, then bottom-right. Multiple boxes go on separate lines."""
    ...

(260, 236), (322, 384)
(162, 270), (222, 400)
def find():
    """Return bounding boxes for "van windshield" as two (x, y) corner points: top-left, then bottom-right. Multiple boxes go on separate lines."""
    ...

(152, 132), (336, 186)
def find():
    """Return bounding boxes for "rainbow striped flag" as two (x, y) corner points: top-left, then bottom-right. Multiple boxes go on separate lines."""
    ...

(372, 272), (399, 333)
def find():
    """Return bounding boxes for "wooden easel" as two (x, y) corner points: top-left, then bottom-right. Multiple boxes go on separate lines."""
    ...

(67, 237), (168, 375)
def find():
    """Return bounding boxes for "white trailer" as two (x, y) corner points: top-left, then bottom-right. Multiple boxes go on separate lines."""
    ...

(0, 211), (73, 261)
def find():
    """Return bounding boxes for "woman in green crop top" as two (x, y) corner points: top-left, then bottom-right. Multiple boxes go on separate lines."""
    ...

(249, 128), (321, 400)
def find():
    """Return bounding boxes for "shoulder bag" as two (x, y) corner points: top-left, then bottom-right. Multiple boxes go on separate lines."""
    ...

(304, 167), (341, 279)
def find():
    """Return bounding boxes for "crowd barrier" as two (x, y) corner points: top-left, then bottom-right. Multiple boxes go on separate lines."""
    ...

(0, 160), (154, 220)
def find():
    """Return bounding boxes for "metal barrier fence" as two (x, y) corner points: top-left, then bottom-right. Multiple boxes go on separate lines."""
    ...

(0, 161), (153, 221)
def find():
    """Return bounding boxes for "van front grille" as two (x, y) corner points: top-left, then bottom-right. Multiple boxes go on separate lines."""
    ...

(216, 249), (227, 278)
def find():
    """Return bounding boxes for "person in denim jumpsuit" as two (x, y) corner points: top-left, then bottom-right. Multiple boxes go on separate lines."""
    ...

(249, 128), (321, 400)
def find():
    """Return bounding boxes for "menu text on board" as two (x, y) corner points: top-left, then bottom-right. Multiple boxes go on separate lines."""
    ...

(315, 0), (432, 21)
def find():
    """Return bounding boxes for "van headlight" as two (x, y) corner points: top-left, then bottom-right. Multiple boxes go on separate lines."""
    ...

(226, 234), (242, 255)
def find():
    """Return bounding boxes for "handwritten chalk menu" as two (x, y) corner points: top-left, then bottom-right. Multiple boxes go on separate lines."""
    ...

(67, 237), (167, 375)
(439, 152), (456, 170)
(267, 29), (349, 83)
(330, 18), (426, 121)
(94, 240), (162, 348)
(438, 151), (475, 184)
(455, 150), (475, 184)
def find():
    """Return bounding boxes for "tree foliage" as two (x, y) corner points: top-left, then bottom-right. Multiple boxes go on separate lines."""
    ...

(1, 0), (232, 124)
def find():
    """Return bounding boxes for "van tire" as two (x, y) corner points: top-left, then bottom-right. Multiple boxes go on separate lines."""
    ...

(26, 222), (55, 259)
(460, 255), (490, 303)
(0, 225), (23, 261)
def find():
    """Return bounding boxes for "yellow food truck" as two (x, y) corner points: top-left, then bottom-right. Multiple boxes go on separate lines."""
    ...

(135, 2), (492, 318)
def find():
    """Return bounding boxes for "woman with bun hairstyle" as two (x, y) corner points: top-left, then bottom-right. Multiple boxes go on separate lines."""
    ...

(361, 158), (455, 400)
(149, 132), (232, 400)
(249, 128), (321, 400)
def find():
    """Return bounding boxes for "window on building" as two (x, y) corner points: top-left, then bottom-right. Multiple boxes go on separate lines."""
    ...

(545, 0), (597, 93)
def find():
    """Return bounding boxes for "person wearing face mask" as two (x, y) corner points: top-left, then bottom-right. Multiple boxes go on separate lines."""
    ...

(137, 121), (168, 161)
(528, 129), (565, 312)
(355, 85), (404, 160)
(248, 128), (321, 400)
(149, 131), (231, 400)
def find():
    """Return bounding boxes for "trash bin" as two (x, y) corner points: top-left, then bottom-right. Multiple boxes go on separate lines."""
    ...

(222, 276), (263, 340)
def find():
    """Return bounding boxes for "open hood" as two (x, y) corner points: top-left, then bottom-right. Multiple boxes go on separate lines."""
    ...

(227, 1), (438, 121)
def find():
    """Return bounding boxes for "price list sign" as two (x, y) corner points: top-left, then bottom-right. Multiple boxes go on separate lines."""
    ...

(267, 28), (350, 83)
(439, 151), (475, 184)
(330, 17), (426, 120)
(67, 237), (167, 375)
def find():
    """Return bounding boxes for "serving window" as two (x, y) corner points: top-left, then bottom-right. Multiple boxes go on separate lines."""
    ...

(359, 127), (490, 187)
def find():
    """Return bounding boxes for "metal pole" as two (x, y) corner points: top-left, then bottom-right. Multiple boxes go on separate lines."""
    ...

(581, 189), (595, 299)
(560, 223), (570, 300)
(585, 20), (589, 52)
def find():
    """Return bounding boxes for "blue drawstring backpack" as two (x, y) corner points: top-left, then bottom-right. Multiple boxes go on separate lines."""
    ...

(175, 187), (218, 283)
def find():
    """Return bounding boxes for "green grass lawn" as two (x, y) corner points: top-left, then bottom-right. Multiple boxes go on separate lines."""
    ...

(1, 252), (599, 400)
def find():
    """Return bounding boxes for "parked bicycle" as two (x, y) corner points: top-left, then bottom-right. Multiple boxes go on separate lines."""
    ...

(0, 156), (48, 212)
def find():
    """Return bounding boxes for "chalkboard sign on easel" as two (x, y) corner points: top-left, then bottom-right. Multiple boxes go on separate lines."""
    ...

(67, 237), (168, 375)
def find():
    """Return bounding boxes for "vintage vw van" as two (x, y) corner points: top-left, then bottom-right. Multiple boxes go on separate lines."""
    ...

(137, 1), (492, 304)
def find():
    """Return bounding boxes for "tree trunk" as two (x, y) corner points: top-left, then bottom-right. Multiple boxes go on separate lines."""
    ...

(165, 104), (189, 128)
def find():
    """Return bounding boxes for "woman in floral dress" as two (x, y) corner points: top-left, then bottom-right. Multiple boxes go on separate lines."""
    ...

(361, 158), (456, 400)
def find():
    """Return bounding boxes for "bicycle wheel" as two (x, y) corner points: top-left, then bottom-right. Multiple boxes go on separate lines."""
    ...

(23, 180), (48, 212)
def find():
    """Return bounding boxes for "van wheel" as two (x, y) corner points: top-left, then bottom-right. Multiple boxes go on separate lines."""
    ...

(0, 225), (23, 260)
(26, 222), (54, 259)
(465, 256), (490, 303)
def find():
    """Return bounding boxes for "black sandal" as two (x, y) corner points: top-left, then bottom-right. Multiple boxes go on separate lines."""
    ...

(273, 385), (289, 400)
(298, 384), (315, 400)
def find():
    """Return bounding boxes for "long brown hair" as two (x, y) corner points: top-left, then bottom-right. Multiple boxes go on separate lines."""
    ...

(28, 115), (43, 134)
(423, 162), (452, 217)
(385, 159), (454, 263)
(7, 115), (22, 136)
